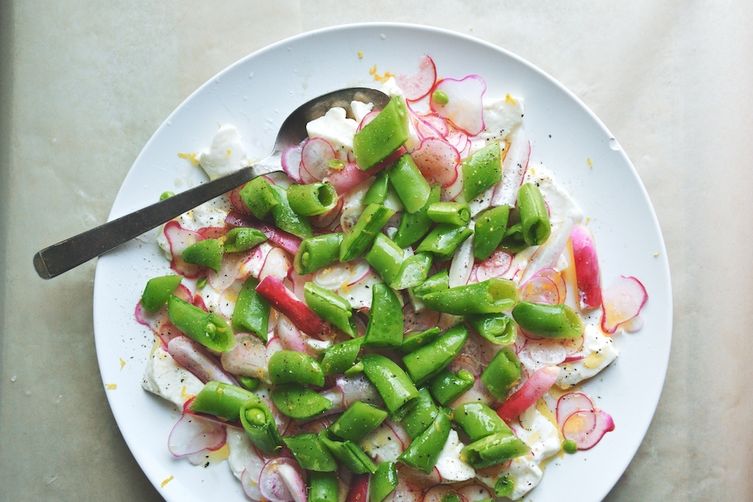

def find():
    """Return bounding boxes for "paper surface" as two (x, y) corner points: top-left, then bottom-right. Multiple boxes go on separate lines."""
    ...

(1, 1), (752, 500)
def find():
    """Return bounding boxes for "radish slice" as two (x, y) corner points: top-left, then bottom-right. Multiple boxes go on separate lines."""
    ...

(164, 220), (203, 278)
(197, 226), (227, 240)
(556, 392), (595, 429)
(458, 484), (493, 501)
(336, 374), (382, 408)
(241, 467), (263, 501)
(521, 221), (575, 283)
(497, 366), (560, 421)
(412, 138), (460, 187)
(311, 196), (343, 230)
(430, 75), (486, 135)
(357, 110), (380, 131)
(518, 339), (568, 371)
(445, 129), (470, 156)
(314, 260), (370, 290)
(562, 409), (615, 450)
(168, 413), (226, 458)
(403, 305), (441, 333)
(396, 55), (437, 101)
(385, 420), (410, 450)
(520, 272), (562, 305)
(225, 210), (251, 228)
(490, 128), (531, 207)
(255, 275), (330, 338)
(229, 186), (250, 216)
(275, 315), (316, 356)
(168, 336), (237, 385)
(254, 224), (301, 256)
(423, 485), (457, 502)
(208, 251), (247, 292)
(301, 137), (337, 183)
(220, 333), (269, 380)
(473, 250), (513, 282)
(258, 457), (307, 502)
(413, 112), (449, 140)
(327, 162), (376, 195)
(346, 474), (370, 502)
(281, 142), (305, 183)
(601, 275), (648, 334)
(571, 225), (603, 310)
(449, 235), (474, 287)
(259, 247), (292, 282)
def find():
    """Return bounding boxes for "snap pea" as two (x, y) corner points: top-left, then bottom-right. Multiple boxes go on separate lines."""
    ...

(388, 154), (431, 213)
(232, 277), (270, 342)
(271, 384), (333, 419)
(340, 204), (396, 261)
(402, 325), (468, 385)
(318, 431), (377, 474)
(353, 96), (410, 170)
(412, 270), (449, 300)
(363, 171), (390, 205)
(189, 381), (255, 422)
(238, 376), (260, 391)
(366, 233), (404, 284)
(453, 402), (511, 441)
(223, 227), (267, 253)
(517, 182), (551, 246)
(239, 398), (284, 454)
(462, 142), (502, 201)
(295, 233), (343, 275)
(309, 472), (339, 502)
(240, 176), (279, 219)
(500, 222), (527, 253)
(284, 433), (337, 472)
(511, 302), (584, 339)
(304, 282), (357, 337)
(480, 348), (521, 400)
(426, 202), (471, 227)
(394, 185), (441, 248)
(421, 278), (518, 315)
(399, 409), (451, 473)
(267, 350), (325, 387)
(494, 475), (515, 498)
(467, 313), (516, 345)
(159, 190), (175, 201)
(460, 431), (530, 467)
(400, 327), (442, 354)
(344, 361), (364, 376)
(362, 354), (419, 416)
(288, 182), (339, 216)
(363, 283), (403, 348)
(415, 224), (473, 260)
(321, 337), (363, 375)
(400, 388), (439, 438)
(167, 295), (235, 352)
(140, 275), (182, 312)
(330, 401), (388, 442)
(391, 253), (432, 290)
(269, 184), (314, 239)
(182, 239), (223, 272)
(370, 461), (398, 502)
(473, 206), (510, 261)
(429, 369), (474, 406)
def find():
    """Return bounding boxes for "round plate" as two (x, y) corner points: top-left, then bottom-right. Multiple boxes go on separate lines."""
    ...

(93, 23), (672, 502)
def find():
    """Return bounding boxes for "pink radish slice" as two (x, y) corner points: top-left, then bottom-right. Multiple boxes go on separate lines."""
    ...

(396, 55), (437, 101)
(258, 457), (307, 502)
(229, 186), (250, 216)
(430, 75), (487, 135)
(473, 250), (513, 282)
(208, 251), (247, 292)
(256, 276), (330, 338)
(422, 485), (457, 502)
(191, 293), (207, 310)
(384, 420), (410, 450)
(403, 306), (442, 333)
(445, 129), (470, 155)
(600, 275), (648, 334)
(225, 210), (252, 228)
(336, 374), (382, 407)
(197, 226), (227, 240)
(314, 260), (370, 290)
(164, 220), (203, 278)
(357, 110), (380, 131)
(556, 392), (595, 429)
(449, 235), (474, 287)
(168, 336), (237, 385)
(241, 467), (263, 501)
(520, 274), (561, 305)
(220, 333), (268, 379)
(301, 137), (337, 183)
(168, 413), (226, 458)
(259, 247), (292, 282)
(571, 225), (603, 310)
(490, 129), (531, 207)
(562, 409), (615, 450)
(275, 315), (314, 356)
(254, 224), (301, 256)
(240, 244), (273, 281)
(327, 162), (375, 195)
(412, 138), (460, 187)
(281, 143), (305, 183)
(311, 197), (343, 229)
(458, 484), (493, 501)
(497, 366), (560, 421)
(519, 339), (568, 370)
(412, 112), (449, 140)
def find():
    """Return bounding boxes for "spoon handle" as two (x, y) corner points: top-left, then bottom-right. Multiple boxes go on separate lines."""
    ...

(33, 166), (264, 279)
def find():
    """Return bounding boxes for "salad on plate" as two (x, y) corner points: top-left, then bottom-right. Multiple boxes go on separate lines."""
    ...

(134, 55), (648, 501)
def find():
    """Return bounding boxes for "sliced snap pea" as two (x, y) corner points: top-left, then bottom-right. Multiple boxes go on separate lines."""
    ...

(271, 384), (332, 420)
(232, 277), (270, 342)
(353, 96), (409, 170)
(140, 275), (182, 313)
(267, 350), (325, 387)
(284, 433), (337, 472)
(511, 301), (584, 339)
(480, 348), (521, 400)
(517, 182), (551, 246)
(182, 239), (223, 272)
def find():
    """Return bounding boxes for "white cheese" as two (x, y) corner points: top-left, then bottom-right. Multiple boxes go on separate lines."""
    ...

(199, 124), (247, 180)
(557, 323), (619, 389)
(515, 408), (561, 462)
(478, 95), (525, 142)
(435, 430), (476, 483)
(306, 107), (358, 151)
(141, 346), (203, 407)
(505, 455), (544, 500)
(351, 100), (374, 123)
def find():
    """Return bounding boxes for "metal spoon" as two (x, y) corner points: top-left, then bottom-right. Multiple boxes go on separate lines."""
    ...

(33, 87), (389, 279)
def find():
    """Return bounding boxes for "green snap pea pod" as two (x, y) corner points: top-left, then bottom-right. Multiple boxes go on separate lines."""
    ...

(344, 361), (364, 376)
(189, 381), (255, 421)
(399, 409), (451, 473)
(429, 369), (474, 406)
(309, 472), (339, 502)
(369, 461), (398, 502)
(366, 233), (404, 284)
(239, 398), (284, 454)
(415, 224), (473, 260)
(363, 171), (390, 205)
(460, 431), (530, 467)
(402, 325), (468, 385)
(223, 227), (267, 253)
(362, 354), (419, 416)
(400, 327), (442, 354)
(389, 154), (432, 213)
(318, 431), (377, 474)
(321, 337), (363, 375)
(284, 433), (337, 472)
(393, 184), (441, 248)
(480, 348), (521, 400)
(159, 190), (175, 201)
(363, 283), (403, 348)
(453, 402), (511, 441)
(517, 182), (551, 246)
(295, 233), (343, 275)
(304, 282), (357, 337)
(232, 277), (270, 342)
(330, 401), (388, 442)
(141, 274), (182, 312)
(353, 96), (410, 170)
(462, 142), (502, 201)
(271, 384), (333, 420)
(167, 296), (235, 352)
(473, 206), (510, 260)
(500, 222), (527, 253)
(182, 239), (223, 272)
(268, 350), (325, 387)
(442, 494), (462, 502)
(390, 253), (432, 290)
(400, 388), (439, 438)
(240, 176), (279, 219)
(512, 302), (585, 339)
(426, 202), (471, 227)
(287, 182), (339, 216)
(270, 185), (314, 239)
(494, 475), (515, 498)
(412, 270), (449, 299)
(340, 204), (396, 261)
(237, 376), (260, 391)
(421, 278), (518, 315)
(467, 313), (517, 345)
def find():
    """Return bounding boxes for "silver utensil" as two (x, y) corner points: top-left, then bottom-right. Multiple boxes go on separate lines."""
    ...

(33, 87), (389, 279)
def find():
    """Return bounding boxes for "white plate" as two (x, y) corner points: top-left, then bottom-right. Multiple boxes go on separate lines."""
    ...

(93, 23), (672, 502)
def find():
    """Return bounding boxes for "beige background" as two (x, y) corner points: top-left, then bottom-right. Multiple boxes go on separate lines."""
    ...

(2, 1), (752, 500)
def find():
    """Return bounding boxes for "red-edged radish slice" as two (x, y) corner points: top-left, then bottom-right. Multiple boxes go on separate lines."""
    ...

(412, 138), (460, 187)
(327, 162), (375, 195)
(384, 470), (423, 502)
(430, 75), (487, 135)
(384, 420), (410, 450)
(445, 129), (470, 157)
(168, 413), (226, 458)
(258, 457), (307, 502)
(255, 275), (330, 338)
(164, 220), (203, 278)
(449, 235), (474, 287)
(311, 196), (343, 230)
(225, 210), (251, 228)
(241, 467), (263, 501)
(571, 225), (603, 310)
(275, 315), (315, 356)
(208, 251), (247, 292)
(520, 274), (561, 305)
(281, 143), (305, 183)
(458, 484), (493, 501)
(168, 336), (237, 385)
(497, 366), (560, 422)
(229, 186), (250, 216)
(556, 392), (595, 429)
(518, 339), (568, 371)
(301, 137), (337, 183)
(412, 112), (449, 140)
(403, 305), (441, 333)
(240, 244), (273, 281)
(600, 275), (648, 334)
(313, 260), (370, 290)
(259, 247), (292, 282)
(422, 486), (457, 502)
(357, 110), (380, 131)
(220, 333), (269, 380)
(197, 226), (227, 240)
(490, 129), (531, 207)
(346, 474), (370, 502)
(562, 409), (615, 450)
(473, 250), (513, 282)
(396, 55), (437, 101)
(254, 224), (301, 256)
(336, 374), (382, 408)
